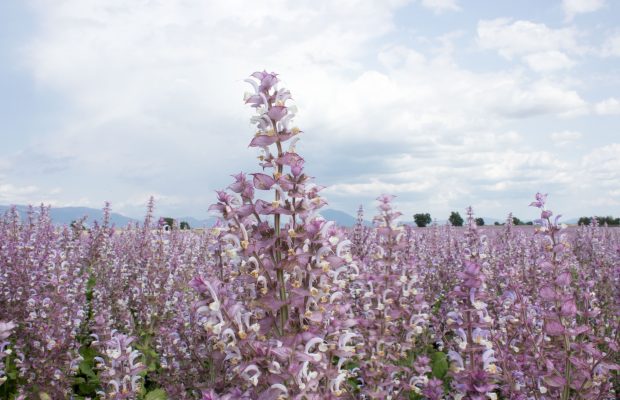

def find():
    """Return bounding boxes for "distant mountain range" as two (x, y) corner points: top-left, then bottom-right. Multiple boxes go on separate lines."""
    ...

(0, 205), (137, 227)
(0, 205), (362, 228)
(0, 204), (580, 228)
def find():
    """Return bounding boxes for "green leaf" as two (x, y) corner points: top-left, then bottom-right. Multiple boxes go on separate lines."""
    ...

(73, 377), (86, 384)
(144, 388), (168, 400)
(79, 346), (98, 359)
(79, 361), (96, 378)
(431, 351), (448, 379)
(78, 382), (98, 394)
(408, 391), (424, 400)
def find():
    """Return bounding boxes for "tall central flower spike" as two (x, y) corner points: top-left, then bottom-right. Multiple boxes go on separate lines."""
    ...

(244, 71), (305, 331)
(199, 71), (360, 397)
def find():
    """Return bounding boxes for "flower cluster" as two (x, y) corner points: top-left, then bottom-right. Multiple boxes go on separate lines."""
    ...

(526, 193), (619, 399)
(446, 207), (498, 399)
(95, 332), (146, 399)
(0, 206), (86, 398)
(349, 195), (432, 398)
(190, 71), (361, 398)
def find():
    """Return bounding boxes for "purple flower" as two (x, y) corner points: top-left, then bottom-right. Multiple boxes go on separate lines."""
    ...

(251, 173), (276, 190)
(0, 321), (15, 341)
(529, 192), (548, 208)
(545, 319), (565, 336)
(267, 105), (288, 122)
(560, 299), (577, 317)
(252, 71), (278, 92)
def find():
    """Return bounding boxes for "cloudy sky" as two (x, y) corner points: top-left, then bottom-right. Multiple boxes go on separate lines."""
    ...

(1, 0), (618, 221)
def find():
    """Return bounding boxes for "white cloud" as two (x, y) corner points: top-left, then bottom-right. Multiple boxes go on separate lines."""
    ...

(523, 51), (575, 72)
(326, 178), (432, 197)
(0, 182), (42, 204)
(486, 79), (587, 118)
(594, 97), (620, 115)
(22, 0), (411, 212)
(581, 144), (620, 203)
(477, 19), (586, 72)
(550, 130), (582, 146)
(420, 0), (460, 14)
(600, 32), (620, 57)
(562, 0), (605, 22)
(25, 0), (407, 107)
(477, 19), (582, 59)
(326, 148), (573, 215)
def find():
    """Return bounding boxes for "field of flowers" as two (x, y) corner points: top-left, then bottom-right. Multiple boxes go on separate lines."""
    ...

(0, 72), (618, 399)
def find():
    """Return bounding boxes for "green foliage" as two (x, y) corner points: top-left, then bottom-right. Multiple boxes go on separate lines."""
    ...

(512, 216), (523, 225)
(394, 350), (417, 368)
(578, 216), (620, 226)
(337, 359), (362, 394)
(341, 341), (452, 399)
(72, 344), (101, 398)
(0, 349), (20, 399)
(596, 216), (613, 225)
(162, 217), (175, 228)
(399, 350), (450, 399)
(413, 213), (432, 227)
(135, 330), (161, 392)
(475, 217), (484, 226)
(409, 390), (423, 399)
(578, 217), (591, 226)
(430, 351), (448, 379)
(144, 389), (167, 400)
(179, 221), (191, 230)
(448, 211), (464, 227)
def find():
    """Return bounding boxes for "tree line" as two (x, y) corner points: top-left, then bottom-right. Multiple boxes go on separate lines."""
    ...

(412, 213), (620, 227)
(577, 216), (620, 226)
(413, 212), (533, 227)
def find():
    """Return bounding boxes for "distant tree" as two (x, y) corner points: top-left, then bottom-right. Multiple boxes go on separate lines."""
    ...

(525, 221), (533, 225)
(413, 213), (432, 227)
(494, 221), (501, 226)
(449, 211), (464, 227)
(578, 217), (591, 226)
(475, 217), (484, 226)
(70, 219), (87, 231)
(595, 216), (620, 226)
(163, 217), (175, 229)
(180, 221), (191, 230)
(512, 216), (523, 226)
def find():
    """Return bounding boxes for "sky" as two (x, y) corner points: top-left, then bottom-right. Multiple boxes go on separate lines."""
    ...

(0, 0), (619, 221)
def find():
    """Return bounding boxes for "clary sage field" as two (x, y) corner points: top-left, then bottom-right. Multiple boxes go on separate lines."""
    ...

(1, 72), (618, 400)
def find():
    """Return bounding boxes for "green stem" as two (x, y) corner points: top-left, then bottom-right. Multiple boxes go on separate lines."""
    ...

(562, 333), (571, 400)
(274, 122), (288, 334)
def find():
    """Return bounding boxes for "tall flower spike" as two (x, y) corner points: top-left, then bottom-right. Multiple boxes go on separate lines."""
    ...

(195, 71), (359, 398)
